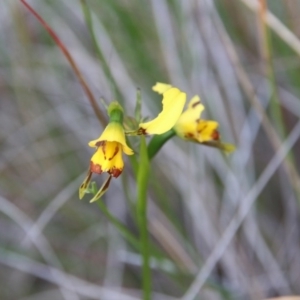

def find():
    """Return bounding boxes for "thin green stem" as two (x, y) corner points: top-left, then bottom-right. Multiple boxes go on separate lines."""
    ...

(96, 200), (140, 251)
(137, 136), (151, 300)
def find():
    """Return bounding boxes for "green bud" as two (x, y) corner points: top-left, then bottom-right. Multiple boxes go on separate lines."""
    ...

(108, 101), (124, 124)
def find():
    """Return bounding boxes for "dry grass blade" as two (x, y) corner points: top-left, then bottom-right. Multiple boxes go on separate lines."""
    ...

(264, 297), (300, 300)
(0, 195), (80, 300)
(2, 0), (300, 298)
(240, 0), (300, 57)
(207, 0), (300, 203)
(0, 250), (140, 300)
(181, 121), (300, 299)
(20, 0), (106, 126)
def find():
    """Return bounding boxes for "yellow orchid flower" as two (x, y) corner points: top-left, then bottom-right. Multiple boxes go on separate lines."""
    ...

(80, 86), (187, 202)
(138, 86), (186, 135)
(79, 102), (134, 202)
(152, 82), (235, 153)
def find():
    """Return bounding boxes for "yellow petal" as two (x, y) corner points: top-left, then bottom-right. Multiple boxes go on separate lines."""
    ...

(139, 87), (186, 135)
(101, 142), (124, 177)
(187, 95), (203, 110)
(90, 141), (124, 177)
(89, 122), (134, 155)
(174, 95), (204, 134)
(152, 82), (173, 94)
(174, 121), (198, 139)
(122, 143), (134, 155)
(196, 120), (219, 142)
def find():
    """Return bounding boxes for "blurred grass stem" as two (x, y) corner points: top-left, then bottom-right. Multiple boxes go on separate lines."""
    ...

(240, 0), (300, 57)
(258, 0), (300, 204)
(210, 0), (300, 204)
(20, 0), (106, 126)
(182, 120), (300, 299)
(80, 0), (122, 101)
(258, 0), (285, 138)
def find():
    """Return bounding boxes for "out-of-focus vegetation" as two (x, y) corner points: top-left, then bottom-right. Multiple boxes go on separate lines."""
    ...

(1, 0), (300, 299)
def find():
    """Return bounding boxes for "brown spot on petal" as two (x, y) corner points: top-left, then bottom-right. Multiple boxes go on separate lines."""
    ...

(109, 167), (123, 178)
(192, 101), (201, 108)
(109, 145), (119, 161)
(185, 132), (194, 138)
(80, 171), (92, 189)
(101, 175), (112, 193)
(90, 161), (103, 174)
(197, 124), (207, 134)
(96, 141), (107, 159)
(211, 130), (220, 141)
(95, 140), (105, 147)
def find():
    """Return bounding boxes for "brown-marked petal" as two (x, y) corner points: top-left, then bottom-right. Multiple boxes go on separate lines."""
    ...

(90, 175), (112, 203)
(79, 170), (92, 199)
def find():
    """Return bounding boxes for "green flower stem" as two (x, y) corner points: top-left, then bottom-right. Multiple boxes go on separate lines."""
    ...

(137, 136), (151, 300)
(128, 152), (170, 259)
(96, 200), (140, 251)
(108, 102), (123, 122)
(147, 129), (176, 160)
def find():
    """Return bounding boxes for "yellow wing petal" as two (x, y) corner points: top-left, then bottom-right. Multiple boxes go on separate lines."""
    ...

(175, 95), (204, 128)
(152, 82), (173, 94)
(187, 95), (203, 110)
(196, 120), (219, 142)
(139, 87), (186, 135)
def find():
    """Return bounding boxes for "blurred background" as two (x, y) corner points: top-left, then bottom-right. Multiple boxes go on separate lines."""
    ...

(1, 0), (300, 299)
